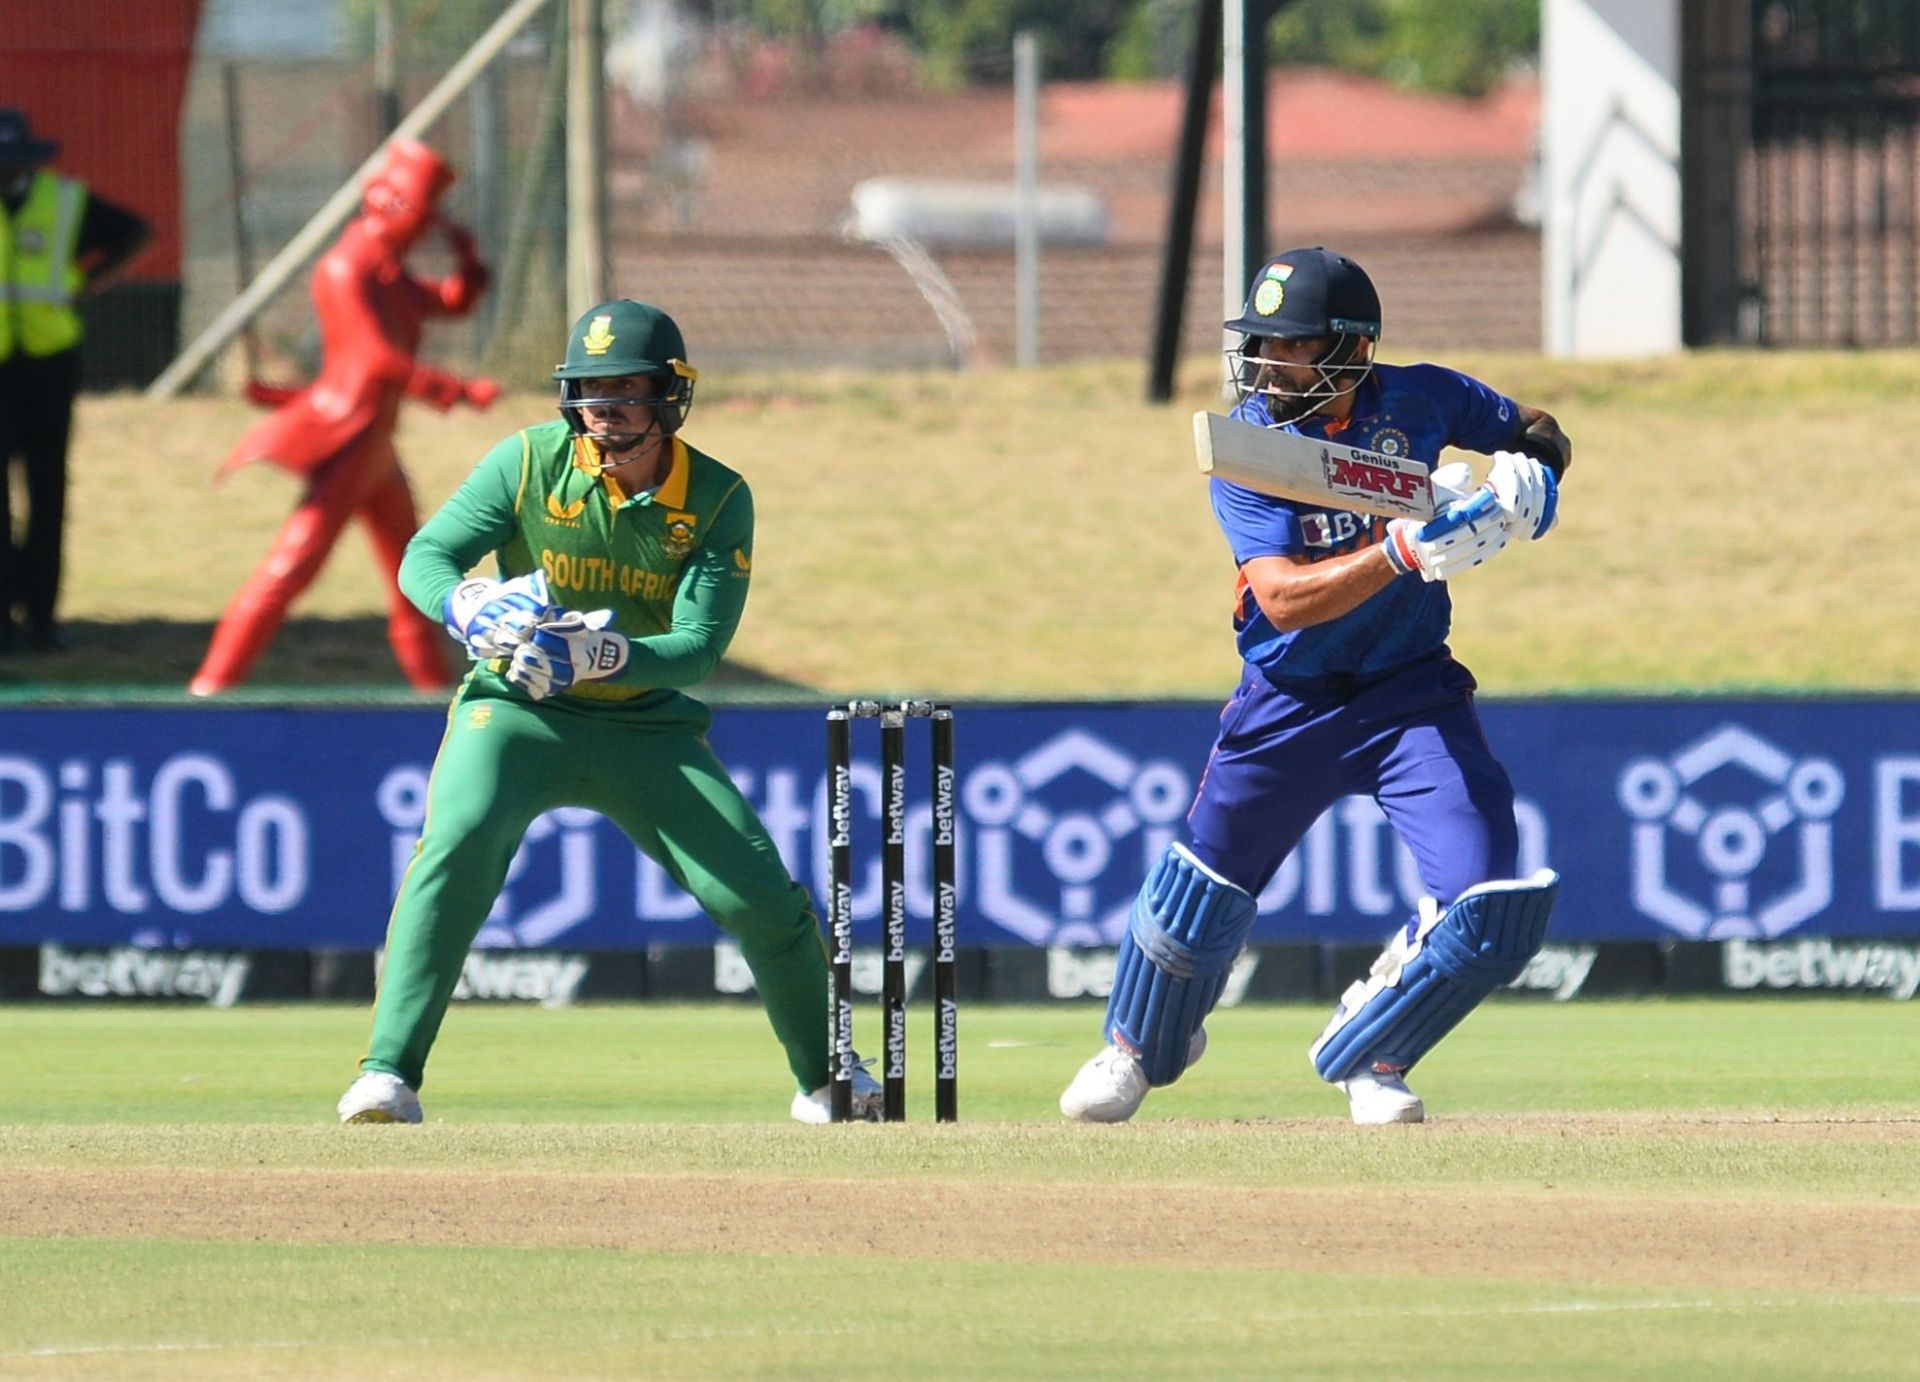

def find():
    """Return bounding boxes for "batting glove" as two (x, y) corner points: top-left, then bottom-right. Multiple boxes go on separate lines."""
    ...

(1487, 450), (1558, 540)
(443, 571), (554, 660)
(505, 609), (631, 701)
(1382, 487), (1513, 582)
(1429, 460), (1475, 508)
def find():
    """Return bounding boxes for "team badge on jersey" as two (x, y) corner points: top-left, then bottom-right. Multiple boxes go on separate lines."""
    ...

(581, 314), (617, 355)
(1369, 427), (1411, 458)
(662, 511), (698, 558)
(1252, 262), (1294, 316)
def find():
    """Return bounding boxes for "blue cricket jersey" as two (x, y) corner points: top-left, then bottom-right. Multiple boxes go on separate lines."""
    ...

(1209, 362), (1521, 685)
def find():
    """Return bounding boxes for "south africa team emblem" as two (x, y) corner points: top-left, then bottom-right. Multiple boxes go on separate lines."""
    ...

(582, 315), (616, 355)
(662, 512), (697, 559)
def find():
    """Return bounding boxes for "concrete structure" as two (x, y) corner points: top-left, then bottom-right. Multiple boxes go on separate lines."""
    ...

(1542, 0), (1682, 357)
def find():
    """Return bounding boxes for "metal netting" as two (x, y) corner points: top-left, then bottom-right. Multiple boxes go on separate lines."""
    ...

(172, 0), (1541, 389)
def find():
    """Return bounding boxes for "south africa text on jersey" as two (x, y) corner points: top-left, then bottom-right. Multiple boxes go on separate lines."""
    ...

(540, 550), (680, 600)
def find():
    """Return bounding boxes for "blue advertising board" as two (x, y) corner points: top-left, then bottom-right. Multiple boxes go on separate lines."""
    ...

(1, 698), (1916, 948)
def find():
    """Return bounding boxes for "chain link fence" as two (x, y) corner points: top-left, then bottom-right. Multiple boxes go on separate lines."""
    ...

(174, 0), (1540, 391)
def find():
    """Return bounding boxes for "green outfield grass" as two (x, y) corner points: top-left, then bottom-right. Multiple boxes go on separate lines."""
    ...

(3, 1002), (1916, 1378)
(18, 349), (1920, 698)
(8, 350), (1920, 1377)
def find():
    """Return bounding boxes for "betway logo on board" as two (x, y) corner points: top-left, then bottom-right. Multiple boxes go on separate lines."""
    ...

(375, 948), (590, 1006)
(38, 944), (251, 1007)
(1045, 947), (1261, 1006)
(1507, 945), (1598, 1001)
(1724, 938), (1920, 1000)
(455, 953), (588, 1006)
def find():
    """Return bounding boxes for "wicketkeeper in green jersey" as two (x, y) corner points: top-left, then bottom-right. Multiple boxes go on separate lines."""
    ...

(337, 299), (882, 1125)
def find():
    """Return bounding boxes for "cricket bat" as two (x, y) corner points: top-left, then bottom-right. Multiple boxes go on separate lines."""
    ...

(1194, 410), (1437, 521)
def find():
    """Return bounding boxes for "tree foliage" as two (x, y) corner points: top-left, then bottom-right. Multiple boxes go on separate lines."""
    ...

(1268, 0), (1539, 98)
(347, 1), (1539, 96)
(889, 0), (1135, 83)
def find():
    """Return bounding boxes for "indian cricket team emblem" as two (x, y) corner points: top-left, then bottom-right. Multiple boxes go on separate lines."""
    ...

(1252, 262), (1293, 316)
(581, 314), (616, 355)
(1619, 723), (1844, 940)
(1369, 427), (1410, 458)
(661, 511), (698, 558)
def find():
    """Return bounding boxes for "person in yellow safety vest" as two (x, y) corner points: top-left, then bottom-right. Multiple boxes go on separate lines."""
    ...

(0, 108), (149, 653)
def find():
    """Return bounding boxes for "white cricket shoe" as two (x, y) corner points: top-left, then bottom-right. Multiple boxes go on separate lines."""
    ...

(1059, 1027), (1208, 1124)
(337, 1071), (423, 1125)
(791, 1059), (884, 1124)
(1340, 1066), (1425, 1125)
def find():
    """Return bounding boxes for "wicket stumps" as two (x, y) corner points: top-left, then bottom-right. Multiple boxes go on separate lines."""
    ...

(826, 700), (958, 1123)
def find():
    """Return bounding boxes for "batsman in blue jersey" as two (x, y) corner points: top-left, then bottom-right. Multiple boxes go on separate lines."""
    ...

(1061, 247), (1571, 1125)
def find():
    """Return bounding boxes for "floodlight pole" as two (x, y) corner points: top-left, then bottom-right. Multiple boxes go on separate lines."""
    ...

(566, 0), (609, 319)
(1013, 30), (1041, 367)
(1146, 0), (1221, 402)
(1222, 1), (1273, 358)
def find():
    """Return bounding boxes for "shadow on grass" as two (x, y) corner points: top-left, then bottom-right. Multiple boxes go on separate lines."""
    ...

(0, 617), (810, 701)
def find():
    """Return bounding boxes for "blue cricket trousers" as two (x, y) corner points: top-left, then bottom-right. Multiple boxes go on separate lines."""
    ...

(1184, 651), (1518, 907)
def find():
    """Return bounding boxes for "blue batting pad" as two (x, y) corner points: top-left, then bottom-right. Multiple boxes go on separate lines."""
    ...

(1105, 843), (1258, 1086)
(1310, 869), (1560, 1083)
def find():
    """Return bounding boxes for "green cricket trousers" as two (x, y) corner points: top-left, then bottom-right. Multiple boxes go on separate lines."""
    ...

(360, 679), (830, 1093)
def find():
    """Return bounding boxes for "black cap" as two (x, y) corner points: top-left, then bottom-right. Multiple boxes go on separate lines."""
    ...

(0, 109), (59, 168)
(1225, 247), (1381, 340)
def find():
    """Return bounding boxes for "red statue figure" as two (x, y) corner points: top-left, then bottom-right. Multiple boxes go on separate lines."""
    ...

(190, 138), (498, 696)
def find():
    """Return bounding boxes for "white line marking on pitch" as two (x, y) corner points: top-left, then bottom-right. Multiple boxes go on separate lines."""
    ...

(12, 1341), (305, 1359)
(18, 1296), (1919, 1356)
(1334, 1296), (1920, 1320)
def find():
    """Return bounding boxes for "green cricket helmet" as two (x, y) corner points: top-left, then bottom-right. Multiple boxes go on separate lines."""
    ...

(553, 299), (698, 446)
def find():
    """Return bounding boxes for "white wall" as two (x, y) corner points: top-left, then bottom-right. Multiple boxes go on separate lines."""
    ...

(1542, 0), (1682, 357)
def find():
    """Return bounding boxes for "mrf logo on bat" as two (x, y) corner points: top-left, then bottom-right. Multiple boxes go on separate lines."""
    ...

(1321, 446), (1428, 503)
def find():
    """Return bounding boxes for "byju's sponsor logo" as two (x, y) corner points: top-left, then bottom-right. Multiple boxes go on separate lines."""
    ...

(1620, 724), (1844, 940)
(38, 944), (252, 1007)
(1724, 938), (1920, 1000)
(963, 731), (1189, 946)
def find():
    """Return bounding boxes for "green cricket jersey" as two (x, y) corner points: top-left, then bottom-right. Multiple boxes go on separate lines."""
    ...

(371, 421), (832, 1097)
(401, 420), (755, 708)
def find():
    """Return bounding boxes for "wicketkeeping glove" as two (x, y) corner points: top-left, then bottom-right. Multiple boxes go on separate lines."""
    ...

(1487, 450), (1558, 540)
(504, 609), (631, 700)
(1382, 486), (1513, 582)
(443, 571), (554, 660)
